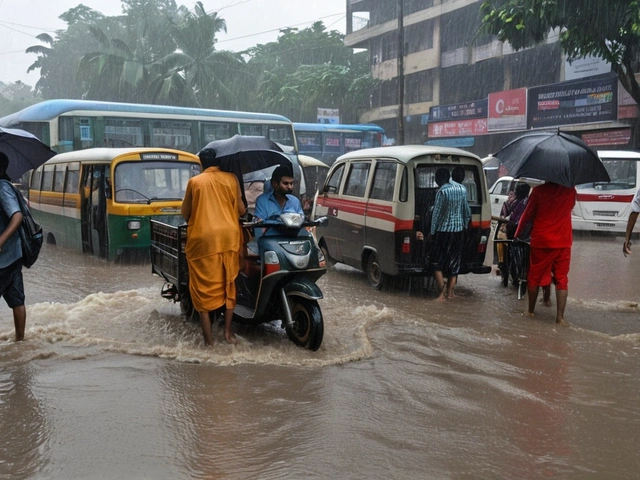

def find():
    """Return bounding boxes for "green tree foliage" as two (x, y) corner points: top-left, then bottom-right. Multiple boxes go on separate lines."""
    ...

(480, 0), (640, 104)
(24, 3), (378, 124)
(247, 22), (377, 122)
(0, 81), (39, 117)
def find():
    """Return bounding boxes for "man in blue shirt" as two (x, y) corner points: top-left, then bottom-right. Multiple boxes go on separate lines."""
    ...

(0, 153), (26, 341)
(254, 165), (303, 235)
(429, 167), (471, 302)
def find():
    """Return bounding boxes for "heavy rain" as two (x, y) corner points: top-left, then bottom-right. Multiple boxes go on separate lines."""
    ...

(0, 1), (639, 478)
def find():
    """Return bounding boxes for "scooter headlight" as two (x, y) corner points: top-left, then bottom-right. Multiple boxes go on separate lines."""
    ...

(279, 213), (305, 228)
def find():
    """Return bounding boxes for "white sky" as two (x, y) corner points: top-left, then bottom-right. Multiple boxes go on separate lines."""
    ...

(0, 0), (347, 87)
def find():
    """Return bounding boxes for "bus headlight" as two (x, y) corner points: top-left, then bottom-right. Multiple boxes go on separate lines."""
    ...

(128, 220), (142, 230)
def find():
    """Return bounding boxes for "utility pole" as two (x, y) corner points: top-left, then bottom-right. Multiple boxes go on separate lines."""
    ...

(397, 0), (405, 145)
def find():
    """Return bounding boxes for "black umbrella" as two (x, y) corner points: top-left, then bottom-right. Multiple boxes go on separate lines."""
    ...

(200, 134), (292, 207)
(493, 131), (610, 187)
(201, 134), (291, 176)
(0, 127), (57, 181)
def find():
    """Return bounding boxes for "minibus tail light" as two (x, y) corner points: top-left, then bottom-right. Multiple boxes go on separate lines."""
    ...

(264, 250), (280, 275)
(477, 235), (488, 253)
(402, 236), (411, 254)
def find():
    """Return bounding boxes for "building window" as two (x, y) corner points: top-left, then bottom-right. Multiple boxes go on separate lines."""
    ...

(405, 20), (434, 55)
(405, 0), (434, 15)
(406, 70), (434, 103)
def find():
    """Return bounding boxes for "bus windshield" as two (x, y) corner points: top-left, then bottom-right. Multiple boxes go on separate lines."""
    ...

(114, 161), (200, 203)
(577, 159), (638, 190)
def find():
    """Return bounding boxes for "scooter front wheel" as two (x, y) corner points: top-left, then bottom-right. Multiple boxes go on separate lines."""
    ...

(286, 298), (324, 351)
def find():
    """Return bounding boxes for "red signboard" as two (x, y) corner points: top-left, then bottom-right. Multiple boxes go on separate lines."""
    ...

(488, 88), (527, 131)
(428, 118), (487, 138)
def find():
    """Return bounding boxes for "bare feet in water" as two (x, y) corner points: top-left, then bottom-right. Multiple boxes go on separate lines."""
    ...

(225, 333), (238, 345)
(523, 311), (535, 317)
(556, 319), (569, 327)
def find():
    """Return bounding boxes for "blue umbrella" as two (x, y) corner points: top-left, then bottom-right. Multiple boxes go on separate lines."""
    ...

(0, 127), (57, 181)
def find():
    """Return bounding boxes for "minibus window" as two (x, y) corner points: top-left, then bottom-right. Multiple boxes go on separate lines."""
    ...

(344, 162), (371, 198)
(65, 163), (80, 193)
(325, 164), (344, 193)
(31, 167), (42, 191)
(53, 165), (66, 192)
(42, 165), (55, 191)
(370, 162), (397, 201)
(399, 166), (408, 202)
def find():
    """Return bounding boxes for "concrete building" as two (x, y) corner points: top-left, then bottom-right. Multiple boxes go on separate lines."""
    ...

(345, 0), (639, 156)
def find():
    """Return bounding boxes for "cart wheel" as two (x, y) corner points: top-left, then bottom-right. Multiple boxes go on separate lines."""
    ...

(286, 298), (323, 351)
(180, 292), (198, 323)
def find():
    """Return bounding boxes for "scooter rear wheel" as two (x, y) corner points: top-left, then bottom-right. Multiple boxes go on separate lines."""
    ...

(286, 298), (323, 351)
(180, 292), (198, 323)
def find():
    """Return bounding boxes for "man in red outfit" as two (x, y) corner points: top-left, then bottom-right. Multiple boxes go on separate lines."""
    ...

(514, 182), (576, 324)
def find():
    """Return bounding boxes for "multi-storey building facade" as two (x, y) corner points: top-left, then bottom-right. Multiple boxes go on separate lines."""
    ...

(345, 0), (638, 156)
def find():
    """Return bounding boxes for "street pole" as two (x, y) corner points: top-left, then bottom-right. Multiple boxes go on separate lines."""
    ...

(397, 0), (405, 145)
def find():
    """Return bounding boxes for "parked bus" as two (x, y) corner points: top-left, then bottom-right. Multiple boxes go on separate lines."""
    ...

(293, 123), (385, 165)
(28, 147), (201, 260)
(0, 99), (297, 155)
(573, 150), (640, 234)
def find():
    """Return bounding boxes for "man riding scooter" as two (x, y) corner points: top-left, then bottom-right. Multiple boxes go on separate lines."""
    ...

(254, 165), (304, 232)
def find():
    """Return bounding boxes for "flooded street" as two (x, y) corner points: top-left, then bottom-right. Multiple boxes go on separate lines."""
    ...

(1, 235), (639, 479)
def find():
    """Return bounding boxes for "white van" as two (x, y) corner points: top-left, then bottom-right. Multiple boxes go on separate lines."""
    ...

(572, 150), (640, 233)
(313, 145), (492, 289)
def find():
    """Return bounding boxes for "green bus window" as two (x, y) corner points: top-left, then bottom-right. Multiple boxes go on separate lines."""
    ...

(105, 119), (143, 147)
(238, 124), (262, 137)
(202, 122), (230, 143)
(151, 120), (192, 150)
(267, 126), (294, 147)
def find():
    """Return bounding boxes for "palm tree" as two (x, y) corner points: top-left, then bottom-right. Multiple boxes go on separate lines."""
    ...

(77, 25), (150, 102)
(25, 33), (54, 97)
(148, 1), (244, 107)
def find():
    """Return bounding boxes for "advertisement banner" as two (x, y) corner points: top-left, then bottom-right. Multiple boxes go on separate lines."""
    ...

(429, 99), (487, 122)
(488, 88), (527, 131)
(428, 118), (488, 138)
(317, 108), (340, 124)
(527, 74), (617, 129)
(582, 129), (631, 147)
(617, 76), (640, 120)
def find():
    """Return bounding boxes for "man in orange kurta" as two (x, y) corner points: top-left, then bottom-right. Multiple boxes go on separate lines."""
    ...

(182, 149), (246, 346)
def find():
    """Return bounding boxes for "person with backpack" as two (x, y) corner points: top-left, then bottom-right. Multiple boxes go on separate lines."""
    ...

(0, 153), (26, 341)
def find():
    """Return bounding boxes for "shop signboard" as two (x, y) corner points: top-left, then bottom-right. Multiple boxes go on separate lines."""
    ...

(528, 74), (617, 129)
(488, 88), (527, 131)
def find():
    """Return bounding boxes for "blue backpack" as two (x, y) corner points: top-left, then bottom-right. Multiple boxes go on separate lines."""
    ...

(0, 180), (43, 268)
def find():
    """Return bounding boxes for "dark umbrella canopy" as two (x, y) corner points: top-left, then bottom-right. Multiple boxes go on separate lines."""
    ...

(200, 134), (291, 176)
(200, 134), (292, 208)
(0, 127), (57, 181)
(493, 132), (610, 187)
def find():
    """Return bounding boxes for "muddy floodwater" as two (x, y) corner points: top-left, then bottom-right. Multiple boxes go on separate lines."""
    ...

(1, 234), (639, 479)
